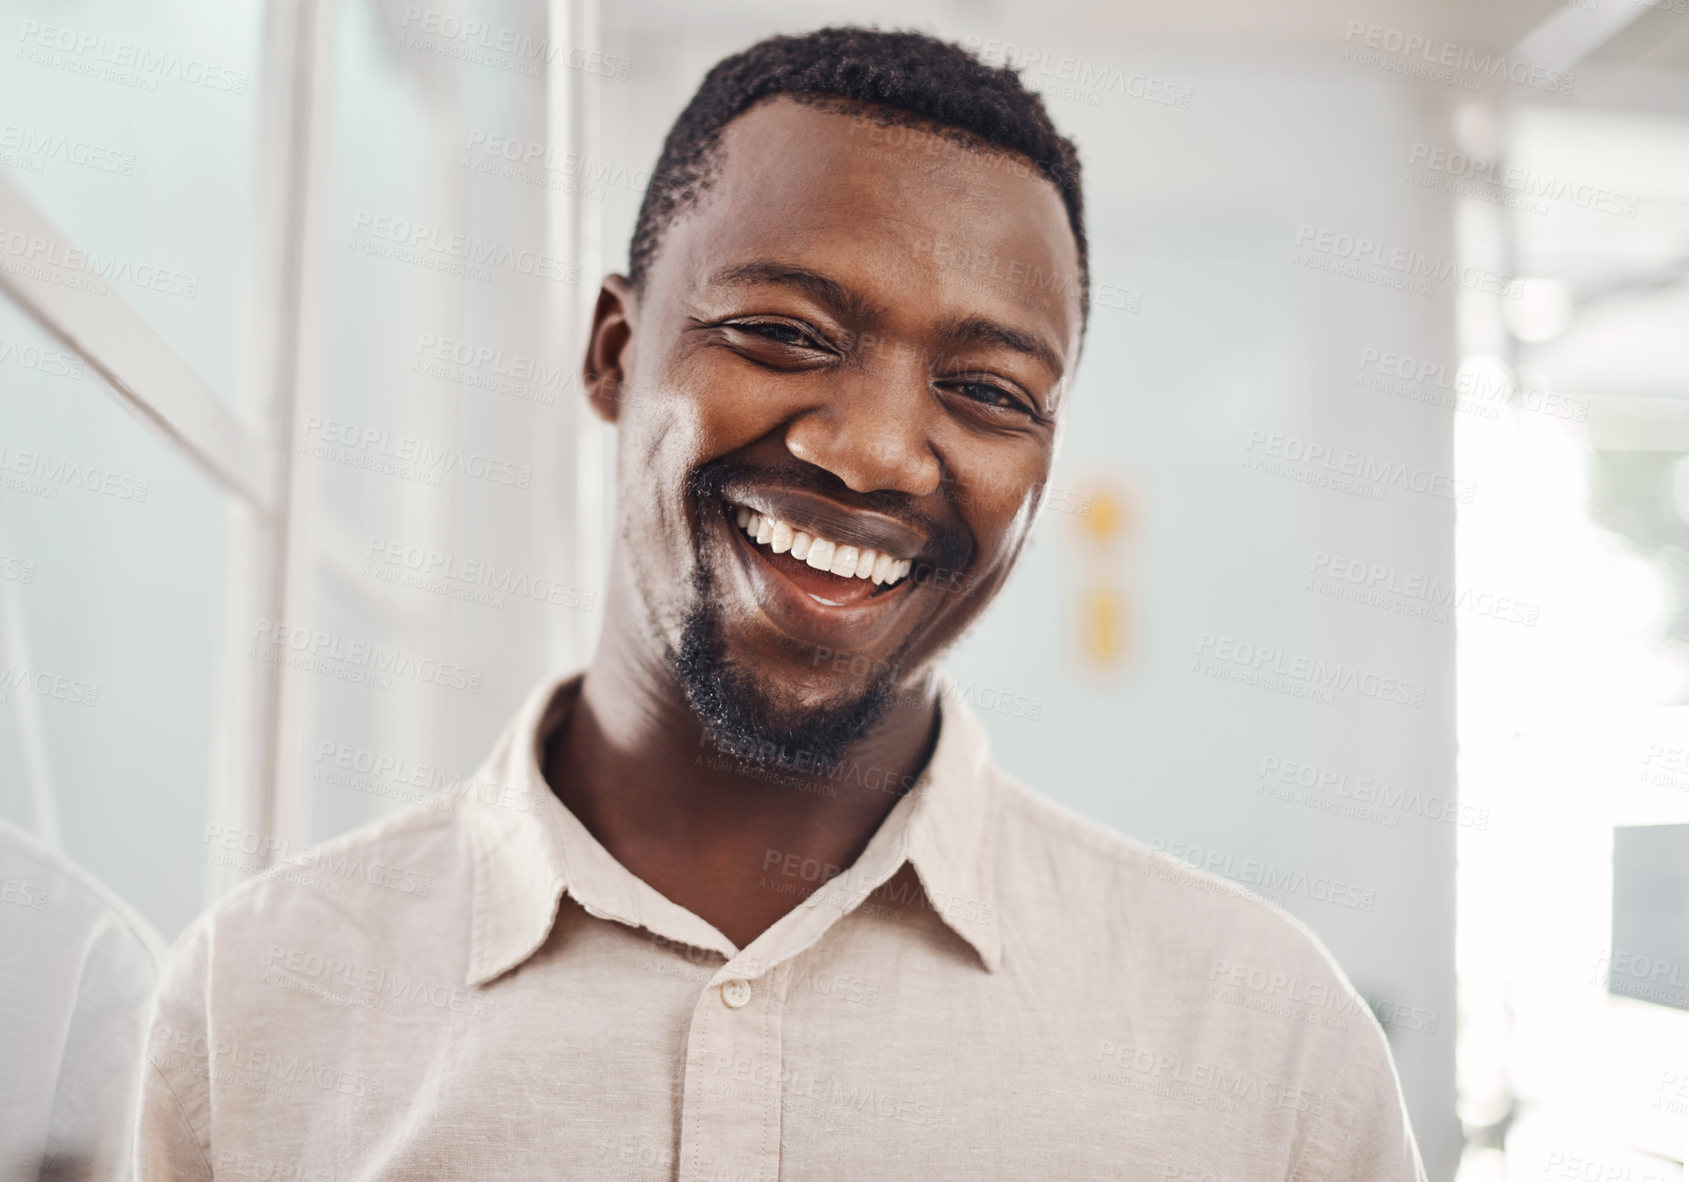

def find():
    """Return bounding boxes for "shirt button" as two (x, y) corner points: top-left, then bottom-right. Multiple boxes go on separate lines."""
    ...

(721, 979), (752, 1009)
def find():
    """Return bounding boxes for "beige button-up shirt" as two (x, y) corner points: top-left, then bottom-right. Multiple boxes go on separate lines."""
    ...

(138, 675), (1426, 1180)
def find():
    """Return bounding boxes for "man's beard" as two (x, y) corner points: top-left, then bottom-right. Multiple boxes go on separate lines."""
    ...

(669, 559), (909, 768)
(664, 462), (913, 768)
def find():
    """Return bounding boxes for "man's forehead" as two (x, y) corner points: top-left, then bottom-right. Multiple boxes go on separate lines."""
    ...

(661, 97), (1085, 357)
(708, 96), (1052, 213)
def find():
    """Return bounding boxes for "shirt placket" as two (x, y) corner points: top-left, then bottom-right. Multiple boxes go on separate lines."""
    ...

(678, 957), (791, 1182)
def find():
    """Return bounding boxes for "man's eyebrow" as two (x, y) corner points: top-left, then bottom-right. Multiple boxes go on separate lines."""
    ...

(708, 260), (1065, 380)
(706, 261), (882, 324)
(938, 315), (1065, 381)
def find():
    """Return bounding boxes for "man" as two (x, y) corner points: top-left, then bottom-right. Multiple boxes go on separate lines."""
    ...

(139, 27), (1426, 1180)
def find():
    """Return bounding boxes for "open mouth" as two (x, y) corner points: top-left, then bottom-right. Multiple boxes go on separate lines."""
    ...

(725, 501), (914, 608)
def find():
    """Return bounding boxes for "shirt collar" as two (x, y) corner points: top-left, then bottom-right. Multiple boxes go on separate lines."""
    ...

(899, 682), (1003, 970)
(465, 672), (1003, 987)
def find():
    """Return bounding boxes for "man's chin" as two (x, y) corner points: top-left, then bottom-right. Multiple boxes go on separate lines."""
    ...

(671, 601), (901, 769)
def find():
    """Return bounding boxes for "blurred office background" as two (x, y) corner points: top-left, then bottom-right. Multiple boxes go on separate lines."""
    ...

(2, 0), (1687, 1177)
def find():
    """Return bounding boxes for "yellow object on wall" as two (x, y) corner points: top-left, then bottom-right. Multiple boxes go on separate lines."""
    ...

(1071, 480), (1131, 670)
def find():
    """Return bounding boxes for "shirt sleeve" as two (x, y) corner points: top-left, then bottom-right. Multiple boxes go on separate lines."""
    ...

(1294, 1012), (1429, 1182)
(133, 922), (215, 1182)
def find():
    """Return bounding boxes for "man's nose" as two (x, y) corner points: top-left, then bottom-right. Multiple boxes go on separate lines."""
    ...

(782, 371), (943, 497)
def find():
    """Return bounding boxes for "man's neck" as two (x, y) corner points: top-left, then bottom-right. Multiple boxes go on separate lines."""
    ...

(540, 639), (940, 950)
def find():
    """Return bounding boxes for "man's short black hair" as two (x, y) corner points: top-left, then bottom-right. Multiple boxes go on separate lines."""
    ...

(628, 25), (1089, 320)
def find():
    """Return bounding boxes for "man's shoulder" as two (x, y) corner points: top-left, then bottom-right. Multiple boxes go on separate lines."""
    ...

(994, 774), (1359, 992)
(992, 772), (1407, 1151)
(177, 802), (469, 956)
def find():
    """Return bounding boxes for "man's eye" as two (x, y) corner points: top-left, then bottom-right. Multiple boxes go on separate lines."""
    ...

(949, 381), (1032, 415)
(734, 321), (819, 348)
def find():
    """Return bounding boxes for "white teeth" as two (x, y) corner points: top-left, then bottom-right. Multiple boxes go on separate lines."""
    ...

(732, 504), (916, 588)
(806, 537), (836, 571)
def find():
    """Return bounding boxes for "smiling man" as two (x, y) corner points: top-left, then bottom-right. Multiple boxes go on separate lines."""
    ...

(138, 27), (1426, 1181)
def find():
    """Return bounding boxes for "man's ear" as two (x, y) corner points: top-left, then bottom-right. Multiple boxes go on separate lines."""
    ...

(582, 274), (637, 424)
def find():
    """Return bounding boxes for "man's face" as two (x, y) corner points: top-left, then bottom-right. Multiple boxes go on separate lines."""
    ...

(590, 96), (1082, 755)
